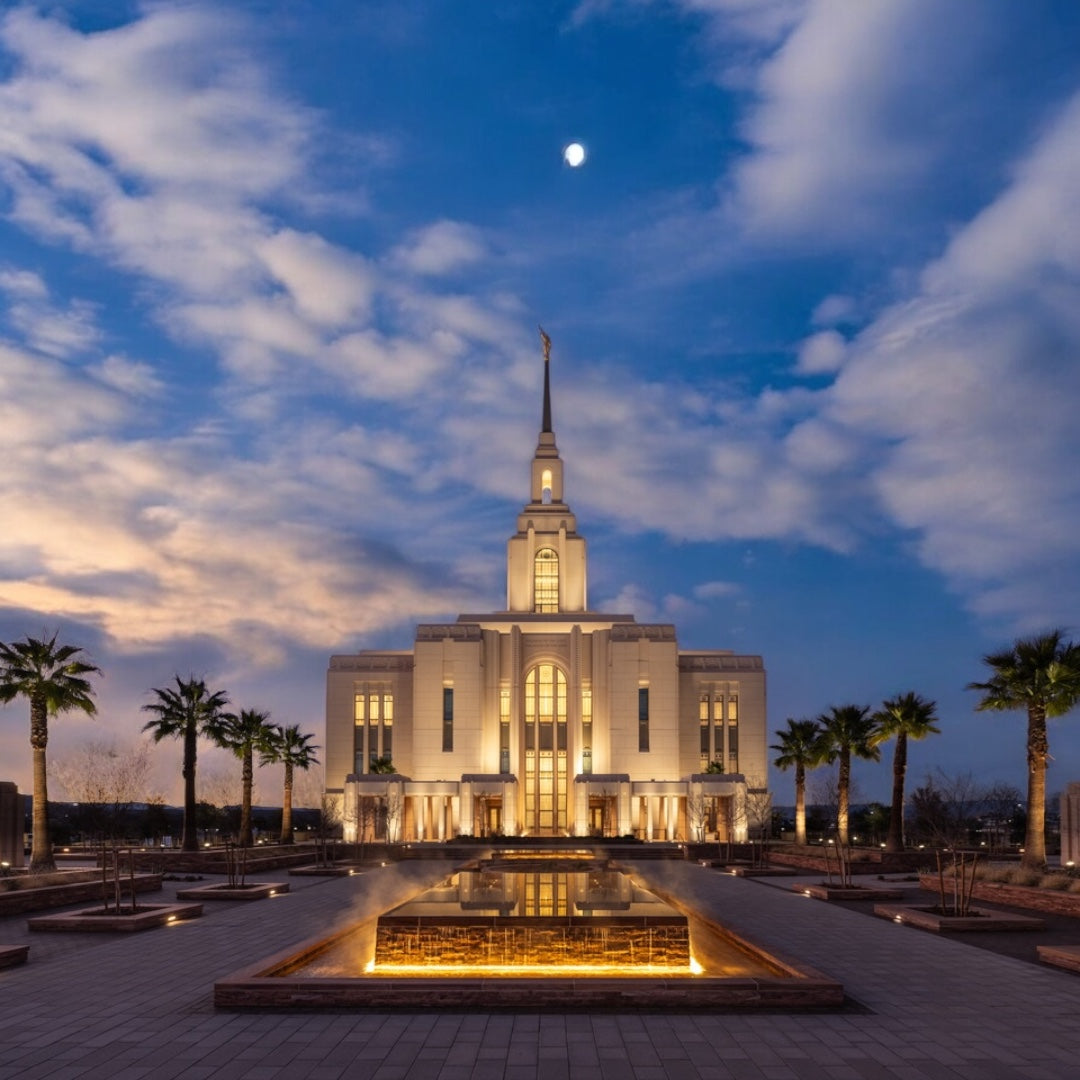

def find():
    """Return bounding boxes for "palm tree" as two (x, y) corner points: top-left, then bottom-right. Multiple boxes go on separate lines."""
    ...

(770, 718), (823, 845)
(0, 633), (100, 872)
(260, 724), (319, 844)
(968, 630), (1080, 868)
(872, 692), (940, 853)
(816, 704), (880, 845)
(142, 677), (230, 852)
(213, 708), (277, 845)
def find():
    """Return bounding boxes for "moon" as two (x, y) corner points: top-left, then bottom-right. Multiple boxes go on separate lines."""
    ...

(563, 142), (586, 168)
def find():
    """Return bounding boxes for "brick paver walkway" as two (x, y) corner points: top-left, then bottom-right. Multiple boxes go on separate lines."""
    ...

(2, 859), (1078, 1079)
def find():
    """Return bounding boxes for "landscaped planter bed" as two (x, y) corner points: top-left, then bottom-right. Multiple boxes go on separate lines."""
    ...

(873, 903), (1045, 933)
(1037, 944), (1080, 973)
(0, 944), (30, 969)
(795, 883), (905, 901)
(176, 882), (287, 901)
(289, 866), (361, 877)
(27, 902), (203, 932)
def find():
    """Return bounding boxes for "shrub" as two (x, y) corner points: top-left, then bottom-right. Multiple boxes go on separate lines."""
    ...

(1006, 867), (1043, 887)
(1039, 874), (1072, 891)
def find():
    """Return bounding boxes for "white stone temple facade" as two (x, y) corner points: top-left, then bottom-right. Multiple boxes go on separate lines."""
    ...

(325, 340), (767, 843)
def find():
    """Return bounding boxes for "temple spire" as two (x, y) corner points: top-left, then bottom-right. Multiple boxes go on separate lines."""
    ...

(539, 325), (552, 433)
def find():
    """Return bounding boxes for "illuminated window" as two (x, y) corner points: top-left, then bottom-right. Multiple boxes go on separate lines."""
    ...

(524, 664), (568, 831)
(499, 688), (511, 774)
(638, 687), (650, 752)
(442, 688), (454, 752)
(699, 694), (709, 767)
(697, 687), (739, 772)
(533, 547), (559, 612)
(541, 468), (553, 505)
(728, 694), (738, 771)
(582, 687), (593, 775)
(354, 688), (393, 773)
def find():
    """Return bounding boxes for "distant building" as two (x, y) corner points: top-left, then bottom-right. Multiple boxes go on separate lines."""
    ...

(325, 340), (767, 842)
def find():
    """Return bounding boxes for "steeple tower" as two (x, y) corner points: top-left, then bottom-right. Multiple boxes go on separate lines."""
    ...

(530, 327), (565, 506)
(506, 329), (588, 613)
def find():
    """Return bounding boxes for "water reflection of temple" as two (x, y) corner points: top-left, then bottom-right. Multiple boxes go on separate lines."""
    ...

(457, 869), (633, 917)
(326, 334), (767, 843)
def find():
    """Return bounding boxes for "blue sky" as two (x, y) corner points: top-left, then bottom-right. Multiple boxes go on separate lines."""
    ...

(2, 0), (1080, 810)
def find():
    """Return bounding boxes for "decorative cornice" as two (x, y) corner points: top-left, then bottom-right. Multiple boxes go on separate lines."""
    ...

(329, 654), (413, 672)
(678, 654), (763, 672)
(416, 623), (483, 642)
(609, 623), (677, 642)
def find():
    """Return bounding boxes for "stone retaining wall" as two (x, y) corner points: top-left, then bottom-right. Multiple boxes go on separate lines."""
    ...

(918, 874), (1080, 918)
(770, 848), (927, 875)
(0, 873), (163, 915)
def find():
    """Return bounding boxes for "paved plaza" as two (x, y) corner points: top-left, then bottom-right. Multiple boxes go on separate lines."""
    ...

(2, 859), (1079, 1080)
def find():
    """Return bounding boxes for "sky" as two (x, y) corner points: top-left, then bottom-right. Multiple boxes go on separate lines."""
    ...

(1, 0), (1080, 811)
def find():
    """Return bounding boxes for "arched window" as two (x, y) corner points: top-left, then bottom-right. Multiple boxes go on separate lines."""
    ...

(533, 547), (559, 612)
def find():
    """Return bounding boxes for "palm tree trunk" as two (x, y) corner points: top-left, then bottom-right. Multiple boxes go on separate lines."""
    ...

(1023, 704), (1048, 868)
(794, 764), (806, 845)
(281, 763), (294, 844)
(837, 752), (850, 845)
(182, 720), (198, 852)
(240, 746), (253, 846)
(29, 694), (55, 872)
(885, 733), (907, 853)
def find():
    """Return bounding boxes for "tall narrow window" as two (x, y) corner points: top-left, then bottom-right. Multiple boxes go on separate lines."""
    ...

(368, 691), (380, 767)
(638, 687), (650, 752)
(442, 687), (454, 752)
(353, 693), (366, 774)
(581, 687), (593, 775)
(713, 696), (724, 770)
(727, 694), (738, 771)
(499, 688), (511, 774)
(699, 694), (709, 769)
(533, 547), (559, 612)
(382, 693), (393, 759)
(523, 664), (568, 832)
(354, 688), (393, 772)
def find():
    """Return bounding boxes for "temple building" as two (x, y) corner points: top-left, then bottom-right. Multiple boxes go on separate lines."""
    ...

(325, 337), (767, 843)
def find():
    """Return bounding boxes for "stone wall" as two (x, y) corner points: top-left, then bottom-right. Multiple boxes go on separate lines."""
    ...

(918, 874), (1080, 918)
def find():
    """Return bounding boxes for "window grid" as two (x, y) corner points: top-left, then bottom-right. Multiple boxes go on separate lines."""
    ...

(581, 687), (593, 775)
(697, 687), (739, 772)
(533, 548), (559, 613)
(499, 688), (511, 774)
(354, 689), (393, 773)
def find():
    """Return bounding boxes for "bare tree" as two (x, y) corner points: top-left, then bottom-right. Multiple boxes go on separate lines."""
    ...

(686, 788), (706, 843)
(199, 764), (245, 840)
(744, 780), (773, 868)
(52, 740), (152, 842)
(909, 769), (984, 849)
(316, 791), (341, 867)
(980, 781), (1024, 853)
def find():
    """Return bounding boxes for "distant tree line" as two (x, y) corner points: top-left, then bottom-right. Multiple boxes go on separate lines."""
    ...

(0, 632), (320, 871)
